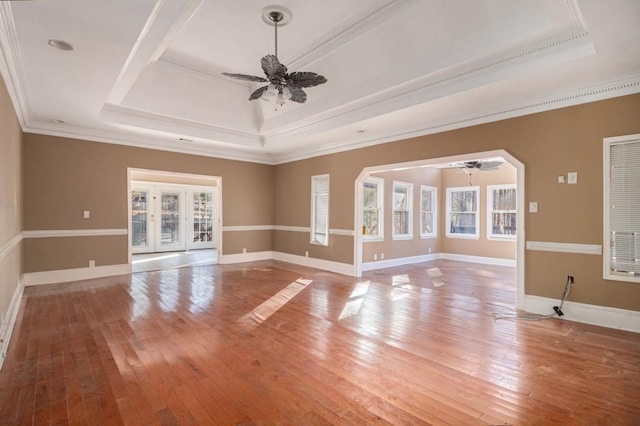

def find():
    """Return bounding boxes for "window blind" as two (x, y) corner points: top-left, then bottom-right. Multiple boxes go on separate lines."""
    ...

(609, 140), (640, 275)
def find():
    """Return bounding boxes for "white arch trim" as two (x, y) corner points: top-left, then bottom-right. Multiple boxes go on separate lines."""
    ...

(353, 149), (525, 310)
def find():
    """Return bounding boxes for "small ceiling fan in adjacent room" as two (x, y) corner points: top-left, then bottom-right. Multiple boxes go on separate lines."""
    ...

(222, 6), (327, 110)
(450, 159), (504, 184)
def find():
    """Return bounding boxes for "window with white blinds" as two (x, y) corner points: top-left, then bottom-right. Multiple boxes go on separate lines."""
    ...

(604, 134), (640, 282)
(311, 174), (329, 246)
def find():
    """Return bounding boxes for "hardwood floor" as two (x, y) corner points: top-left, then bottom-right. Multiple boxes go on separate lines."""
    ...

(1, 259), (638, 425)
(131, 249), (217, 273)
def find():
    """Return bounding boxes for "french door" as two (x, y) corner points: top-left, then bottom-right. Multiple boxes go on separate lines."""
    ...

(131, 184), (216, 254)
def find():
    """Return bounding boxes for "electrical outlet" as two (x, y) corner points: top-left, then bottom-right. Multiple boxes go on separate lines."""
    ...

(242, 248), (247, 254)
(305, 251), (309, 257)
(568, 275), (575, 284)
(89, 260), (95, 268)
(373, 254), (378, 261)
(380, 253), (384, 260)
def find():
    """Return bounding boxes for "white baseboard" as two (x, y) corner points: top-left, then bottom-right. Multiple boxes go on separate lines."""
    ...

(441, 253), (516, 267)
(525, 295), (640, 333)
(220, 250), (355, 276)
(363, 253), (440, 271)
(363, 252), (515, 271)
(22, 264), (132, 287)
(272, 252), (355, 276)
(219, 251), (274, 264)
(0, 276), (24, 372)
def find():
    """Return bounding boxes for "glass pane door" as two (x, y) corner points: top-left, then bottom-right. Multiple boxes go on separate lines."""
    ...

(156, 189), (186, 252)
(131, 187), (154, 253)
(188, 190), (216, 249)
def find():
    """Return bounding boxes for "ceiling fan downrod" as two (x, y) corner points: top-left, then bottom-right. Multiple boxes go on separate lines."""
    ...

(269, 11), (283, 58)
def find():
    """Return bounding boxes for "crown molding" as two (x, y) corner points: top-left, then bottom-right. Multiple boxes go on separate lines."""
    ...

(100, 103), (262, 148)
(21, 72), (640, 167)
(272, 73), (640, 164)
(0, 1), (31, 129)
(24, 121), (276, 165)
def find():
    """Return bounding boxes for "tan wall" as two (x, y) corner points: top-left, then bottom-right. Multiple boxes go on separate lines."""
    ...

(441, 163), (517, 259)
(363, 167), (442, 262)
(22, 134), (275, 272)
(23, 236), (127, 272)
(274, 94), (640, 311)
(0, 73), (23, 329)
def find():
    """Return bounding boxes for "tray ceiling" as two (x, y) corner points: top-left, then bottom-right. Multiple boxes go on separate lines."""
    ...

(1, 0), (639, 164)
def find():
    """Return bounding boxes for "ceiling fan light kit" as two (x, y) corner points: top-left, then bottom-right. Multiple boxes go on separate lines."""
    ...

(222, 6), (327, 110)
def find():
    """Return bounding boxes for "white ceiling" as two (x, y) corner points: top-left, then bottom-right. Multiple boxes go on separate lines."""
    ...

(0, 0), (639, 164)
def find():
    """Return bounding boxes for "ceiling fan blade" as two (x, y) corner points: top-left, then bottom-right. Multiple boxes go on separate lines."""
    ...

(288, 87), (307, 103)
(249, 86), (269, 101)
(222, 73), (268, 83)
(478, 160), (504, 170)
(288, 71), (327, 88)
(261, 55), (287, 77)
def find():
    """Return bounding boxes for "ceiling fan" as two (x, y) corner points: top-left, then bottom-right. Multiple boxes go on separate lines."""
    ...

(455, 160), (504, 173)
(450, 159), (504, 184)
(222, 7), (327, 109)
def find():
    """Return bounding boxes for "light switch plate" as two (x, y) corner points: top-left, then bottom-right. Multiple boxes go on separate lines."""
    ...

(557, 175), (565, 184)
(529, 202), (538, 213)
(83, 210), (90, 219)
(567, 172), (578, 184)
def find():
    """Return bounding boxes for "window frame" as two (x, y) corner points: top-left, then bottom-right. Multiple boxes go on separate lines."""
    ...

(603, 134), (640, 283)
(486, 184), (517, 240)
(310, 174), (330, 246)
(362, 177), (384, 242)
(446, 186), (480, 239)
(392, 181), (413, 240)
(420, 185), (437, 239)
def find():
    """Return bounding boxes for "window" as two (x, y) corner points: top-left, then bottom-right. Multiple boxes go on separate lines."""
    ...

(487, 184), (517, 239)
(311, 174), (329, 246)
(446, 186), (479, 238)
(363, 178), (384, 241)
(420, 185), (437, 238)
(392, 181), (412, 239)
(604, 134), (640, 282)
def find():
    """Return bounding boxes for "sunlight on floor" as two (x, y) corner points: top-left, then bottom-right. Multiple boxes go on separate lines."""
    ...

(236, 278), (313, 332)
(338, 280), (371, 321)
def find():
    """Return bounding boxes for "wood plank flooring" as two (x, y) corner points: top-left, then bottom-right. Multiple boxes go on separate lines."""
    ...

(0, 259), (638, 425)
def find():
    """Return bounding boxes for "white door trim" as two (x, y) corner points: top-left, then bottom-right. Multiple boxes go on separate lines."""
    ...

(127, 168), (222, 265)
